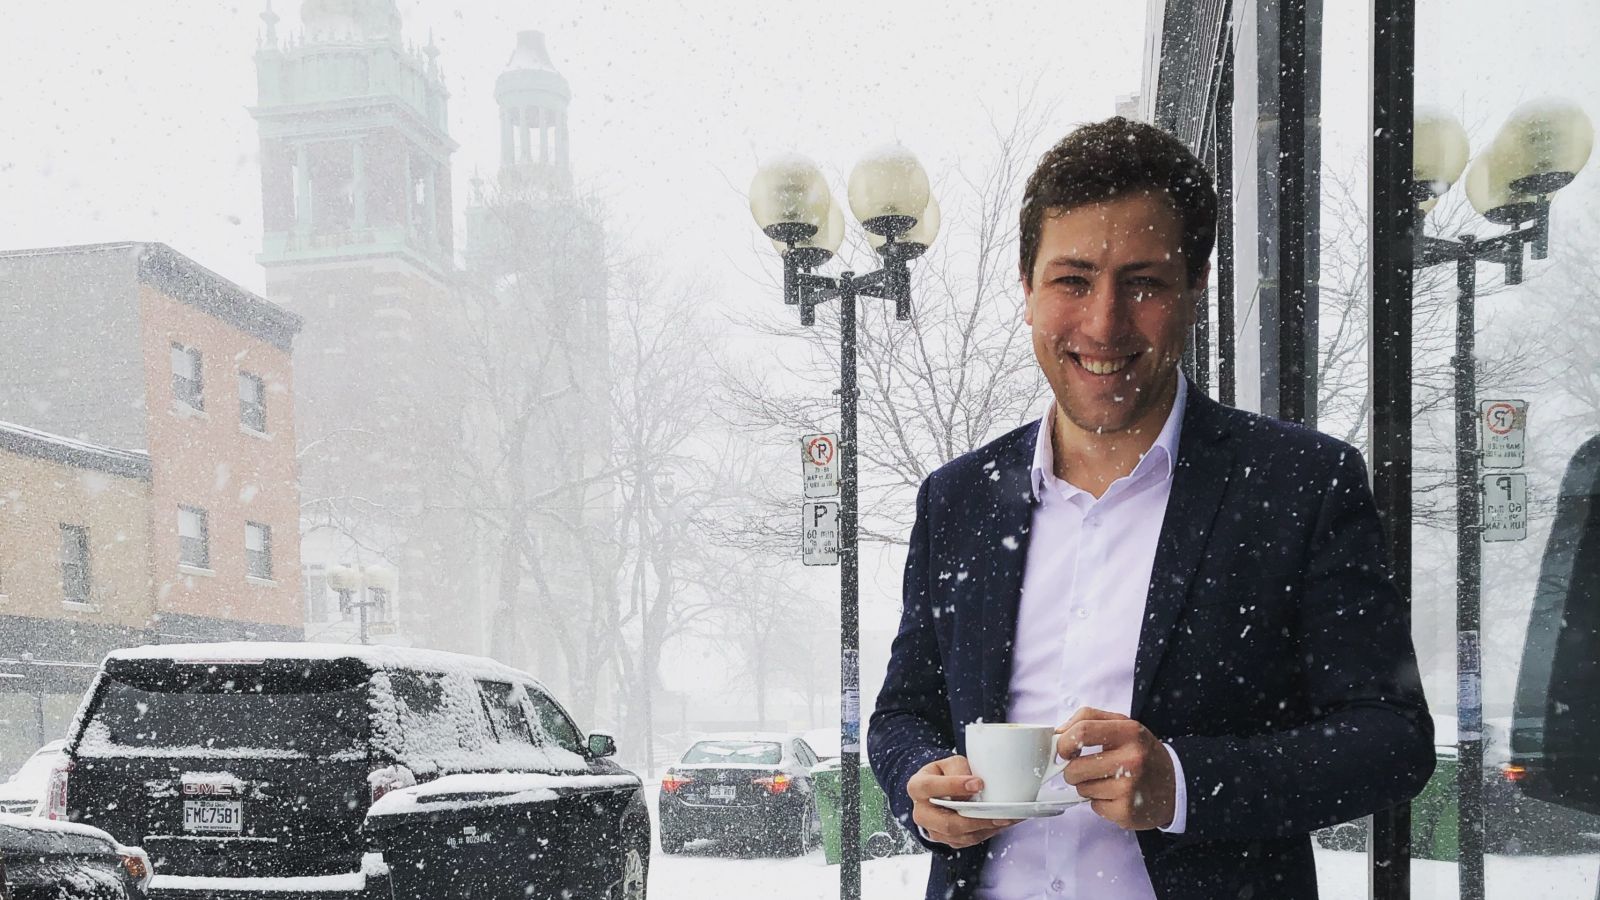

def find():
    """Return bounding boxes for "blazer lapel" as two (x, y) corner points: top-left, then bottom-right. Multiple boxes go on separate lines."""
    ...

(975, 423), (1041, 727)
(1130, 391), (1236, 721)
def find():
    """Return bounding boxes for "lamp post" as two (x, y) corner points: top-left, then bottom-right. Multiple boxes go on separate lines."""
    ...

(327, 563), (397, 645)
(1410, 97), (1593, 900)
(749, 144), (939, 900)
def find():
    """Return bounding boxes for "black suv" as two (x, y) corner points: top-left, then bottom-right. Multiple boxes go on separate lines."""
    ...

(51, 642), (648, 899)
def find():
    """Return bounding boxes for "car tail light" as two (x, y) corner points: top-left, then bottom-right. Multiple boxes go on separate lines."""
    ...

(1502, 764), (1528, 783)
(368, 764), (416, 805)
(44, 761), (72, 820)
(754, 773), (791, 795)
(661, 772), (694, 793)
(121, 850), (153, 891)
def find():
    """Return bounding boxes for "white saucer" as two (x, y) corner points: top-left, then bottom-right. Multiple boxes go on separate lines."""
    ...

(930, 797), (1087, 819)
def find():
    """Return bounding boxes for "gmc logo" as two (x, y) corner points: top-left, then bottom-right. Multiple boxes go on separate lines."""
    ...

(182, 782), (238, 796)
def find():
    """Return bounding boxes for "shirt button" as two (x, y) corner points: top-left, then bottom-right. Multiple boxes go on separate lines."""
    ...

(1076, 608), (1089, 619)
(1051, 879), (1066, 893)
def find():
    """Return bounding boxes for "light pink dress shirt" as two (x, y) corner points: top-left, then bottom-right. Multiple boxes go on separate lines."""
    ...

(976, 375), (1189, 900)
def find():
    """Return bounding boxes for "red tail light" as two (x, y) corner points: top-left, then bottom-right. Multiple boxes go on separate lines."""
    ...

(754, 773), (791, 795)
(1502, 764), (1528, 783)
(45, 761), (72, 820)
(662, 773), (694, 793)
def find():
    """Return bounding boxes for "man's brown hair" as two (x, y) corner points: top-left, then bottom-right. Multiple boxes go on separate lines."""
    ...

(1019, 116), (1218, 288)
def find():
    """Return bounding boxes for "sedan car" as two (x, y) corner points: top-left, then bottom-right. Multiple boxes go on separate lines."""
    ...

(0, 742), (66, 817)
(1, 813), (151, 899)
(657, 733), (823, 856)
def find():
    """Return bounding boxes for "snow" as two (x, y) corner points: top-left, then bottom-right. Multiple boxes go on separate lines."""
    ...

(366, 771), (638, 817)
(105, 641), (551, 692)
(151, 872), (368, 893)
(0, 811), (119, 846)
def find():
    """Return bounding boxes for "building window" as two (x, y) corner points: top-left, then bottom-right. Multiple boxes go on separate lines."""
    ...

(245, 522), (273, 580)
(179, 506), (210, 569)
(60, 524), (91, 604)
(171, 343), (204, 410)
(239, 372), (267, 433)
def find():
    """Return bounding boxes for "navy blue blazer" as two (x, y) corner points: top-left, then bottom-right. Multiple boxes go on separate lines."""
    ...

(868, 388), (1434, 900)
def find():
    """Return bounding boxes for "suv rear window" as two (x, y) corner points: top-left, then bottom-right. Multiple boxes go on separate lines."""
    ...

(681, 741), (782, 765)
(81, 661), (369, 757)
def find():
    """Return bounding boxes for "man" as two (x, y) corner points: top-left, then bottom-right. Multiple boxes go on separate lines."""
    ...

(867, 117), (1434, 899)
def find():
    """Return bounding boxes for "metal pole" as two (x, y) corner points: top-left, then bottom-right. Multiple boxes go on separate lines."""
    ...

(1276, 0), (1309, 425)
(1454, 243), (1485, 900)
(1368, 1), (1416, 894)
(358, 590), (371, 646)
(1216, 16), (1237, 408)
(838, 277), (862, 900)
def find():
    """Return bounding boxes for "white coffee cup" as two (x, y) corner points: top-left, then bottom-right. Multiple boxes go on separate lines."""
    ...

(964, 722), (1069, 803)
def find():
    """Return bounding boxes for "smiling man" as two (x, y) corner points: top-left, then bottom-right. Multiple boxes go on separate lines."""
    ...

(868, 117), (1435, 899)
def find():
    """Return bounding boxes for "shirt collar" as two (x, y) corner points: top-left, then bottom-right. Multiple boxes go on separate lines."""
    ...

(1030, 371), (1188, 499)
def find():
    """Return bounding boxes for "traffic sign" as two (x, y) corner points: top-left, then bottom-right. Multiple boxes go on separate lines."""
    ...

(802, 433), (840, 498)
(1481, 473), (1528, 542)
(1479, 400), (1527, 469)
(801, 500), (840, 565)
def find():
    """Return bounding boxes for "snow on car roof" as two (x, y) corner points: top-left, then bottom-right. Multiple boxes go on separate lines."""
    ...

(689, 732), (799, 745)
(106, 642), (549, 691)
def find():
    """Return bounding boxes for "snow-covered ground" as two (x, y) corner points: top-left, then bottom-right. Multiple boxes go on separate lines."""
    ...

(643, 781), (1600, 898)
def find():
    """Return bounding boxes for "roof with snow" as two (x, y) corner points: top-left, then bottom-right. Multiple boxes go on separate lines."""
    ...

(105, 641), (547, 690)
(0, 242), (302, 352)
(0, 419), (150, 480)
(495, 31), (570, 104)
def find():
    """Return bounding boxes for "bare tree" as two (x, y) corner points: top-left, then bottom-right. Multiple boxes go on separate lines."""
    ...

(445, 174), (621, 721)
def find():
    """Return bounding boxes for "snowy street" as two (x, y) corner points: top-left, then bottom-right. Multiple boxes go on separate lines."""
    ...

(641, 781), (1600, 898)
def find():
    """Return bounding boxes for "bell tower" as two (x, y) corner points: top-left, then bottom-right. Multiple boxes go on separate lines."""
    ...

(252, 0), (456, 293)
(249, 1), (467, 651)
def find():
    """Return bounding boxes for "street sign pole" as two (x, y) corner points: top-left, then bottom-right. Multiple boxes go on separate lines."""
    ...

(1453, 249), (1485, 900)
(838, 284), (862, 900)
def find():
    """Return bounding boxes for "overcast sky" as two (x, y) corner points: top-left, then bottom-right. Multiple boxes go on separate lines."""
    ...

(0, 1), (1146, 301)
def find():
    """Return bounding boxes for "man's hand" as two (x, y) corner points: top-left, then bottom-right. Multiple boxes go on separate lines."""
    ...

(1057, 707), (1177, 831)
(906, 755), (1022, 849)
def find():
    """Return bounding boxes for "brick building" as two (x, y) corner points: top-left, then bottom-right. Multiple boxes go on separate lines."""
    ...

(0, 242), (303, 761)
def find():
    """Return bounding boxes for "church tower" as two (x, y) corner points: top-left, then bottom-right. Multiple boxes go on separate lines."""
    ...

(252, 0), (456, 293)
(496, 31), (572, 190)
(250, 1), (466, 649)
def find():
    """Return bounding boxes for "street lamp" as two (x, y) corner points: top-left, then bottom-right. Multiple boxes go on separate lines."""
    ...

(1412, 97), (1594, 900)
(750, 143), (938, 900)
(327, 563), (396, 645)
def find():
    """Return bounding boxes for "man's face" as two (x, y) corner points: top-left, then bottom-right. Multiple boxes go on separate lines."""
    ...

(1023, 190), (1204, 436)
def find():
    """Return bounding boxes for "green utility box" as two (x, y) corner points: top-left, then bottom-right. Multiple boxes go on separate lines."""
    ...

(1411, 754), (1460, 862)
(813, 760), (926, 864)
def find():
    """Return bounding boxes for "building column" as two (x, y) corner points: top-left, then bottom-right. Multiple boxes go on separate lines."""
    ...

(537, 106), (549, 165)
(351, 139), (367, 229)
(501, 109), (515, 169)
(423, 162), (437, 245)
(294, 143), (312, 237)
(402, 152), (414, 235)
(556, 109), (570, 170)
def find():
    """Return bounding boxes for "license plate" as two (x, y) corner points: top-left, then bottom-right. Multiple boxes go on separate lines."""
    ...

(183, 800), (243, 833)
(709, 785), (736, 802)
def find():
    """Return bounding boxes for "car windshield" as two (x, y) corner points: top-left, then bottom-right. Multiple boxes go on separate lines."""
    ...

(83, 664), (369, 757)
(680, 741), (782, 765)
